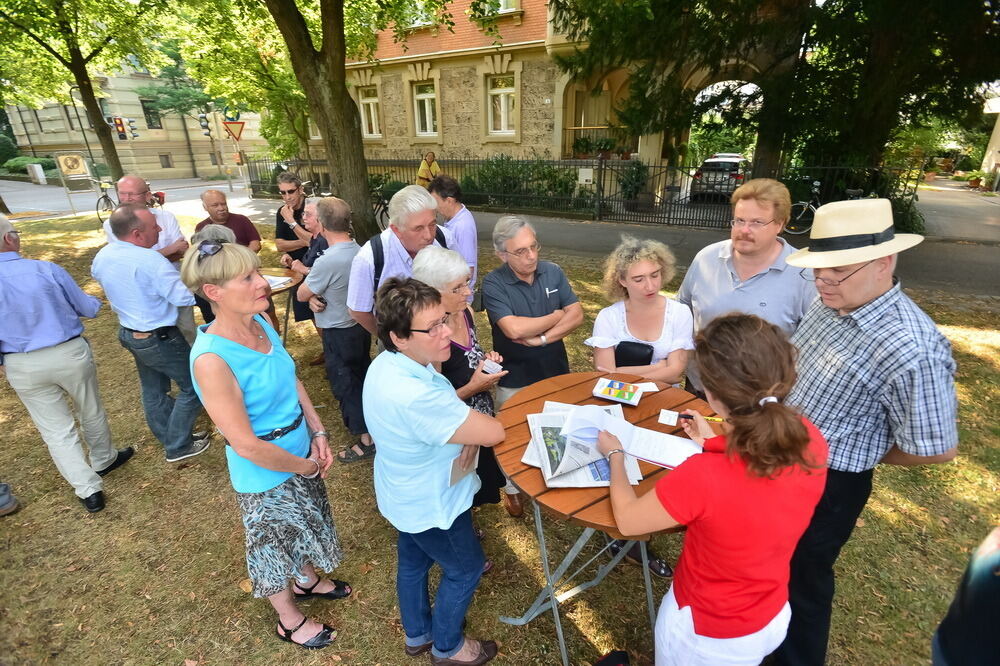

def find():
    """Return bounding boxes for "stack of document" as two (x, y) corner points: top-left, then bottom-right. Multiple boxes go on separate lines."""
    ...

(521, 402), (704, 489)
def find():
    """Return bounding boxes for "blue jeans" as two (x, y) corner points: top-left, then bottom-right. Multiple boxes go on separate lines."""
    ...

(117, 326), (202, 458)
(397, 509), (484, 659)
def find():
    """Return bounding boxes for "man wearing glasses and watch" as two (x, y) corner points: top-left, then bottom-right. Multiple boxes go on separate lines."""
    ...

(677, 178), (817, 395)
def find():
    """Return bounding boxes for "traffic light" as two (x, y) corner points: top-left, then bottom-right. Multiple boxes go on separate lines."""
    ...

(126, 118), (139, 139)
(198, 113), (212, 137)
(112, 116), (127, 140)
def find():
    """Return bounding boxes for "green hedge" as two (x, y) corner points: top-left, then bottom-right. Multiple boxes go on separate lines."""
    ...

(3, 156), (57, 173)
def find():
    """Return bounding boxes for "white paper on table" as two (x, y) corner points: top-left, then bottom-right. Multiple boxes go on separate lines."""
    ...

(625, 428), (703, 469)
(635, 382), (660, 393)
(523, 402), (624, 468)
(264, 275), (292, 289)
(523, 411), (640, 487)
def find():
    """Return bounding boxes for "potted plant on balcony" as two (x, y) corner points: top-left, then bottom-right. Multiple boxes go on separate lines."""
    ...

(594, 137), (617, 160)
(572, 136), (594, 159)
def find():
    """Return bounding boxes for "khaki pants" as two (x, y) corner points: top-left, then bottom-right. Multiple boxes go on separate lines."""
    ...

(5, 337), (116, 498)
(494, 385), (523, 410)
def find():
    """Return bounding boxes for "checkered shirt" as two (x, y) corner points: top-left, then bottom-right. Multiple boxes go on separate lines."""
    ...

(788, 283), (958, 472)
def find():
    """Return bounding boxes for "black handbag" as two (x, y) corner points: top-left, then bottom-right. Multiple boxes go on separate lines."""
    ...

(614, 340), (654, 367)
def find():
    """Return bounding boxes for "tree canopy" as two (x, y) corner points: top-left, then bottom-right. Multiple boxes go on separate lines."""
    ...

(551, 0), (1000, 167)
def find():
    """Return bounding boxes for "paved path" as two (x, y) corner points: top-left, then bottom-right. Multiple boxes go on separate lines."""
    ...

(3, 177), (997, 297)
(917, 178), (1000, 243)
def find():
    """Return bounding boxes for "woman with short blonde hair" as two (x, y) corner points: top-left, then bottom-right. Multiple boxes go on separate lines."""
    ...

(181, 241), (350, 651)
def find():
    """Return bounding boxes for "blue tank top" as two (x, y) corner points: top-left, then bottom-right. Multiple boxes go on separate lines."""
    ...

(189, 314), (309, 493)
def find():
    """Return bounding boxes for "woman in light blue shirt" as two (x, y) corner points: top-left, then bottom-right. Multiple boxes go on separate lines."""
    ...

(180, 241), (349, 651)
(363, 277), (505, 666)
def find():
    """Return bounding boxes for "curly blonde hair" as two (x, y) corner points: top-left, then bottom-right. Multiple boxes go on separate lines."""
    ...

(602, 235), (676, 301)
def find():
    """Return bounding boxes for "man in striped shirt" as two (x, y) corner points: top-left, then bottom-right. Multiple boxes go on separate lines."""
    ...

(772, 199), (958, 665)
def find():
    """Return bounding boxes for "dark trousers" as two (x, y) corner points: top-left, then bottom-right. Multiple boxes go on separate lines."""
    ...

(194, 293), (215, 324)
(320, 324), (371, 436)
(772, 468), (874, 666)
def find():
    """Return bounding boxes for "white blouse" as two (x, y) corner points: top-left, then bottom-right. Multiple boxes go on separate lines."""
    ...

(585, 297), (695, 363)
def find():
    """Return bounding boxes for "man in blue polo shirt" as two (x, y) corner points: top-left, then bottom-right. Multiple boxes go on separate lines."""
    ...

(482, 216), (583, 516)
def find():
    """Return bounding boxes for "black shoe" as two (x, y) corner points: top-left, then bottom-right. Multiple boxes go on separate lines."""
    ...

(96, 447), (135, 477)
(80, 491), (105, 513)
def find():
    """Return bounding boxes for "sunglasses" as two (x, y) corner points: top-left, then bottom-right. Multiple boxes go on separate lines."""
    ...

(279, 187), (300, 195)
(197, 240), (226, 262)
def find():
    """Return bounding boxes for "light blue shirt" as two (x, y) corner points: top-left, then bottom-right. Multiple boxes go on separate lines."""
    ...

(363, 350), (474, 533)
(677, 238), (816, 389)
(346, 225), (455, 313)
(445, 205), (478, 299)
(189, 314), (309, 493)
(0, 252), (101, 361)
(91, 241), (195, 331)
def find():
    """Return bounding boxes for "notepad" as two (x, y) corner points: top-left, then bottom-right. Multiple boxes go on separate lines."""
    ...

(593, 378), (643, 406)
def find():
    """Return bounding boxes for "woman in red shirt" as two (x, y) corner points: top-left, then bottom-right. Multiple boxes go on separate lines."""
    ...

(597, 314), (828, 665)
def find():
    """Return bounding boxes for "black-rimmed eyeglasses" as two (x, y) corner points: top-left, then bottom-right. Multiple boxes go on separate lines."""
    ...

(800, 260), (875, 286)
(409, 313), (451, 337)
(279, 187), (299, 195)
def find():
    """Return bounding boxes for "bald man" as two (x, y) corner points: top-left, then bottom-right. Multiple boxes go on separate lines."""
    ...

(195, 190), (261, 253)
(101, 175), (196, 342)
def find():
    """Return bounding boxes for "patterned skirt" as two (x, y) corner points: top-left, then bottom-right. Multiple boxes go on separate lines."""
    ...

(235, 473), (343, 598)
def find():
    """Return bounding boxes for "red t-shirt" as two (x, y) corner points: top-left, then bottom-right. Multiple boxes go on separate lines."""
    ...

(655, 418), (828, 638)
(195, 214), (261, 248)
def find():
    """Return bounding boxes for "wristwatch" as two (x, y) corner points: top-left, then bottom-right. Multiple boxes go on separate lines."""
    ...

(287, 220), (299, 229)
(539, 334), (548, 347)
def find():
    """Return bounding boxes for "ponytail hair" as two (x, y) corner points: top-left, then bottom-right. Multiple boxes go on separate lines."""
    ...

(694, 314), (814, 477)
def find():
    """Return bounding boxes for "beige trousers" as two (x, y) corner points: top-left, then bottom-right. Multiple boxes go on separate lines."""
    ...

(5, 337), (117, 498)
(176, 305), (197, 345)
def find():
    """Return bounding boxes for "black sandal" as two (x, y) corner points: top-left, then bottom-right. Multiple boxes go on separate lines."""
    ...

(338, 440), (376, 463)
(294, 577), (352, 600)
(609, 540), (674, 579)
(275, 616), (336, 649)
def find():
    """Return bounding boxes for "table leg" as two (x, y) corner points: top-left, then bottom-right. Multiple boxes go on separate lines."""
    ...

(637, 540), (657, 633)
(282, 289), (293, 345)
(500, 503), (636, 665)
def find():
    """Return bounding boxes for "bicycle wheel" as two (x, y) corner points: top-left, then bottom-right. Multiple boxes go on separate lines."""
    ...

(376, 204), (389, 231)
(96, 195), (115, 223)
(785, 202), (814, 235)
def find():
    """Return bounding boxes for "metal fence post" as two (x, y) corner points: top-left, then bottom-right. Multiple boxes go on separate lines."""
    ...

(594, 157), (604, 220)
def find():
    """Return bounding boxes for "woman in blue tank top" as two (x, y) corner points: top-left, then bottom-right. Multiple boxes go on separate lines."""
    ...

(180, 241), (350, 651)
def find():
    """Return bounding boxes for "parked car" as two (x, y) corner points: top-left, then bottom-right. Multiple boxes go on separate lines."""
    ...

(690, 155), (750, 201)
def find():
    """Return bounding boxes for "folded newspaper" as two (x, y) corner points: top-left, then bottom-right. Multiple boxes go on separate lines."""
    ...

(521, 402), (642, 488)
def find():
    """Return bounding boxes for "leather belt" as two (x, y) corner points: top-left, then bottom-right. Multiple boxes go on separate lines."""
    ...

(124, 325), (177, 335)
(258, 409), (304, 441)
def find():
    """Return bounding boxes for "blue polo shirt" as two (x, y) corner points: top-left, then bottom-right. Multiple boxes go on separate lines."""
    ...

(482, 260), (579, 388)
(363, 350), (474, 533)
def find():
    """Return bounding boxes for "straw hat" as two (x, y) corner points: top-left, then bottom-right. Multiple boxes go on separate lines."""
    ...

(785, 199), (923, 269)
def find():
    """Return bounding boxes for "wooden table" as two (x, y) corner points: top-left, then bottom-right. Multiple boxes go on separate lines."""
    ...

(259, 268), (303, 344)
(495, 371), (715, 665)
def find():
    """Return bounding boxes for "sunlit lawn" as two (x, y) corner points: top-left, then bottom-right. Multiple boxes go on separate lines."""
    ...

(1, 213), (997, 664)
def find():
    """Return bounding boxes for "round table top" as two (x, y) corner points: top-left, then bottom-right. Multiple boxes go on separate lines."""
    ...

(259, 267), (303, 296)
(495, 371), (715, 540)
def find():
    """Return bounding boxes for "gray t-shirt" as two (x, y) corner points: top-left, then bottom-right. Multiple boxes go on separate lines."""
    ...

(305, 240), (360, 329)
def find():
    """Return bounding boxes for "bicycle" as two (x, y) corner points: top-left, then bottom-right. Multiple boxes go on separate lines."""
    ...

(300, 180), (332, 198)
(785, 179), (822, 235)
(94, 181), (117, 223)
(371, 185), (390, 231)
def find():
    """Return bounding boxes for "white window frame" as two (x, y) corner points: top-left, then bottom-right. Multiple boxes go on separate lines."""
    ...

(497, 0), (517, 12)
(487, 75), (516, 136)
(413, 81), (438, 137)
(359, 87), (382, 138)
(410, 0), (433, 27)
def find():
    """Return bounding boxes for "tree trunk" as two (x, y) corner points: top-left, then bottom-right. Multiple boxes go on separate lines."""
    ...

(65, 51), (123, 179)
(752, 80), (787, 178)
(263, 0), (378, 244)
(180, 114), (198, 178)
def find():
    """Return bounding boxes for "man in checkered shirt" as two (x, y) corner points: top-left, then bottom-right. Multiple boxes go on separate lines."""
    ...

(772, 199), (958, 666)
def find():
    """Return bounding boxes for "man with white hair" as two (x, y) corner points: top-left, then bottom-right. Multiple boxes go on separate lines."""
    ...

(91, 204), (209, 464)
(347, 185), (454, 336)
(195, 189), (261, 253)
(772, 199), (959, 666)
(101, 174), (195, 342)
(0, 215), (131, 513)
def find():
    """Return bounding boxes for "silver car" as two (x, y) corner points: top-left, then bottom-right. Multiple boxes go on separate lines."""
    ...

(690, 156), (750, 201)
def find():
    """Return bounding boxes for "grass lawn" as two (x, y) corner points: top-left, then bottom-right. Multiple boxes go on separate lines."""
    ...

(1, 213), (997, 665)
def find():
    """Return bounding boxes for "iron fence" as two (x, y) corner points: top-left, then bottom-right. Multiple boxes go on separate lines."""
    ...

(247, 154), (921, 230)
